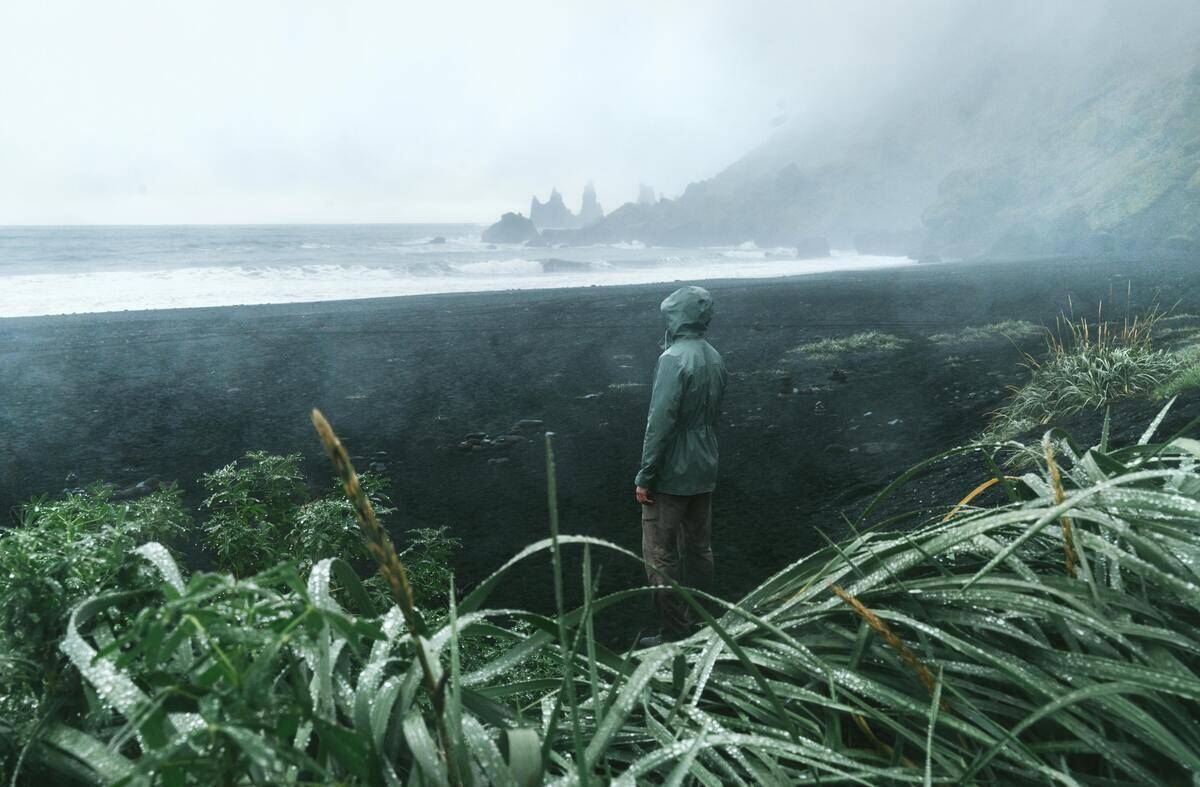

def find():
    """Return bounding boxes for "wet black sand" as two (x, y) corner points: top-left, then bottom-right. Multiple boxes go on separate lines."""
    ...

(3, 256), (1199, 632)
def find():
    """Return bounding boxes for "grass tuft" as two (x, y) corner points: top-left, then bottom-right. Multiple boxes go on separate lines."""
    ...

(986, 305), (1180, 440)
(790, 331), (908, 359)
(927, 319), (1041, 344)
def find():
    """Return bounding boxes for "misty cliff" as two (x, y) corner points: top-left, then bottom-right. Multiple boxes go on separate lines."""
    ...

(924, 65), (1200, 259)
(556, 54), (1200, 260)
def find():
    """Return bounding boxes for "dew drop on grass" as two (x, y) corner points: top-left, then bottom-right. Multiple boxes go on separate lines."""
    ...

(135, 542), (185, 593)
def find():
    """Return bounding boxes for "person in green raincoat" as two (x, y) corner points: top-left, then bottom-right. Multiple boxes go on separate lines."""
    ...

(634, 285), (728, 645)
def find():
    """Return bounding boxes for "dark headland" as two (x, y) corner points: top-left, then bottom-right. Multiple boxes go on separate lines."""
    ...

(3, 256), (1198, 624)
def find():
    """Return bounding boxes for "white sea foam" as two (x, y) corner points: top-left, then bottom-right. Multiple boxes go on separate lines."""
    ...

(0, 251), (914, 318)
(450, 259), (545, 275)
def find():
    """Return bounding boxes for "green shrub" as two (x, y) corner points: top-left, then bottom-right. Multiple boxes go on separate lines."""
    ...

(290, 478), (457, 608)
(200, 451), (307, 576)
(396, 526), (462, 607)
(17, 411), (1200, 785)
(0, 486), (188, 771)
(289, 474), (394, 574)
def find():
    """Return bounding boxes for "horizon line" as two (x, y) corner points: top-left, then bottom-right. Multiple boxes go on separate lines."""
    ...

(0, 221), (488, 229)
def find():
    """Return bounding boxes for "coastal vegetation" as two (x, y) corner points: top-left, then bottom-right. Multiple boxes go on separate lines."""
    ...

(926, 320), (1040, 345)
(2, 394), (1199, 784)
(790, 331), (909, 360)
(4, 293), (1200, 785)
(985, 306), (1200, 440)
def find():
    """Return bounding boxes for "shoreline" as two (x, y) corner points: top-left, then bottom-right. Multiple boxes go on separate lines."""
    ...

(0, 243), (912, 319)
(1, 263), (913, 323)
(4, 255), (1197, 622)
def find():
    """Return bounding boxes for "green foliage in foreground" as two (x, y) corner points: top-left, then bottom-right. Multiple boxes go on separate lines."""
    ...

(0, 455), (462, 783)
(5, 406), (1200, 785)
(0, 486), (190, 755)
(790, 331), (909, 359)
(200, 451), (458, 607)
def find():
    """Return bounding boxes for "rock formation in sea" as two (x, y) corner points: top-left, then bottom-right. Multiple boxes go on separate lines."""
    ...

(637, 184), (657, 205)
(517, 184), (605, 232)
(481, 212), (541, 244)
(579, 181), (604, 226)
(530, 188), (578, 230)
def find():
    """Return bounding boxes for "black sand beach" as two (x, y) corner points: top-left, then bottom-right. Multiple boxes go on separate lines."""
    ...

(3, 257), (1199, 633)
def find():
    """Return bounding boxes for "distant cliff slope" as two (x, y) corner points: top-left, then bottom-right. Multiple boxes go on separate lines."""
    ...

(923, 66), (1200, 260)
(548, 57), (1200, 260)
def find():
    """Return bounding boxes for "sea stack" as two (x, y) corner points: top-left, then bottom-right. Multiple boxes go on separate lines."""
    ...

(530, 188), (577, 230)
(481, 212), (541, 244)
(579, 181), (604, 226)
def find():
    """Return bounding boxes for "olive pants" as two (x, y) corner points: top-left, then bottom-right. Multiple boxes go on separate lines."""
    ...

(641, 491), (714, 640)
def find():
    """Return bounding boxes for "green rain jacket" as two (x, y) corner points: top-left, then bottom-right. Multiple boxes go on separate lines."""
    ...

(635, 286), (729, 495)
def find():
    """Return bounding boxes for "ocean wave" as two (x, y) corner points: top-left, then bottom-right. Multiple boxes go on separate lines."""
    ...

(450, 259), (544, 276)
(0, 254), (914, 319)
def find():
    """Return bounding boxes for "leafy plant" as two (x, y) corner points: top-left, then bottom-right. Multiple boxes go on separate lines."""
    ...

(289, 474), (395, 574)
(397, 527), (462, 608)
(0, 486), (188, 778)
(199, 451), (307, 576)
(19, 406), (1200, 785)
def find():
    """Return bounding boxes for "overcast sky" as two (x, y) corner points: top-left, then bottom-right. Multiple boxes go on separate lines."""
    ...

(1, 1), (1194, 225)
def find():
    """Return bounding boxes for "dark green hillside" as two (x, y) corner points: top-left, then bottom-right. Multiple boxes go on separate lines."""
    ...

(555, 25), (1200, 260)
(925, 65), (1200, 259)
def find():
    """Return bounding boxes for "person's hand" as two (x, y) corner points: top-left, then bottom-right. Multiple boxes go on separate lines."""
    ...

(636, 486), (654, 505)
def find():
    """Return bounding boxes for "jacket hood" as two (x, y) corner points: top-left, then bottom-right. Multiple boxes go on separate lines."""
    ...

(660, 286), (713, 348)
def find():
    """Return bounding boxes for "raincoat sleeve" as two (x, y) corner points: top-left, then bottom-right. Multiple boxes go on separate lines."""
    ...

(635, 354), (684, 489)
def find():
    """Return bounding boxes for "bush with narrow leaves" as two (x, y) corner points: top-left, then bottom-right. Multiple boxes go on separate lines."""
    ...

(10, 404), (1200, 785)
(0, 486), (188, 777)
(200, 451), (307, 576)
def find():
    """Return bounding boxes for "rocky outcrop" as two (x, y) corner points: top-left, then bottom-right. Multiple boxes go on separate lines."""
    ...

(528, 184), (606, 230)
(481, 212), (540, 244)
(579, 181), (604, 226)
(637, 184), (657, 205)
(530, 188), (577, 230)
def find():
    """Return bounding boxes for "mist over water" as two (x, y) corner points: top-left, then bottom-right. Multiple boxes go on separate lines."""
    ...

(0, 225), (910, 317)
